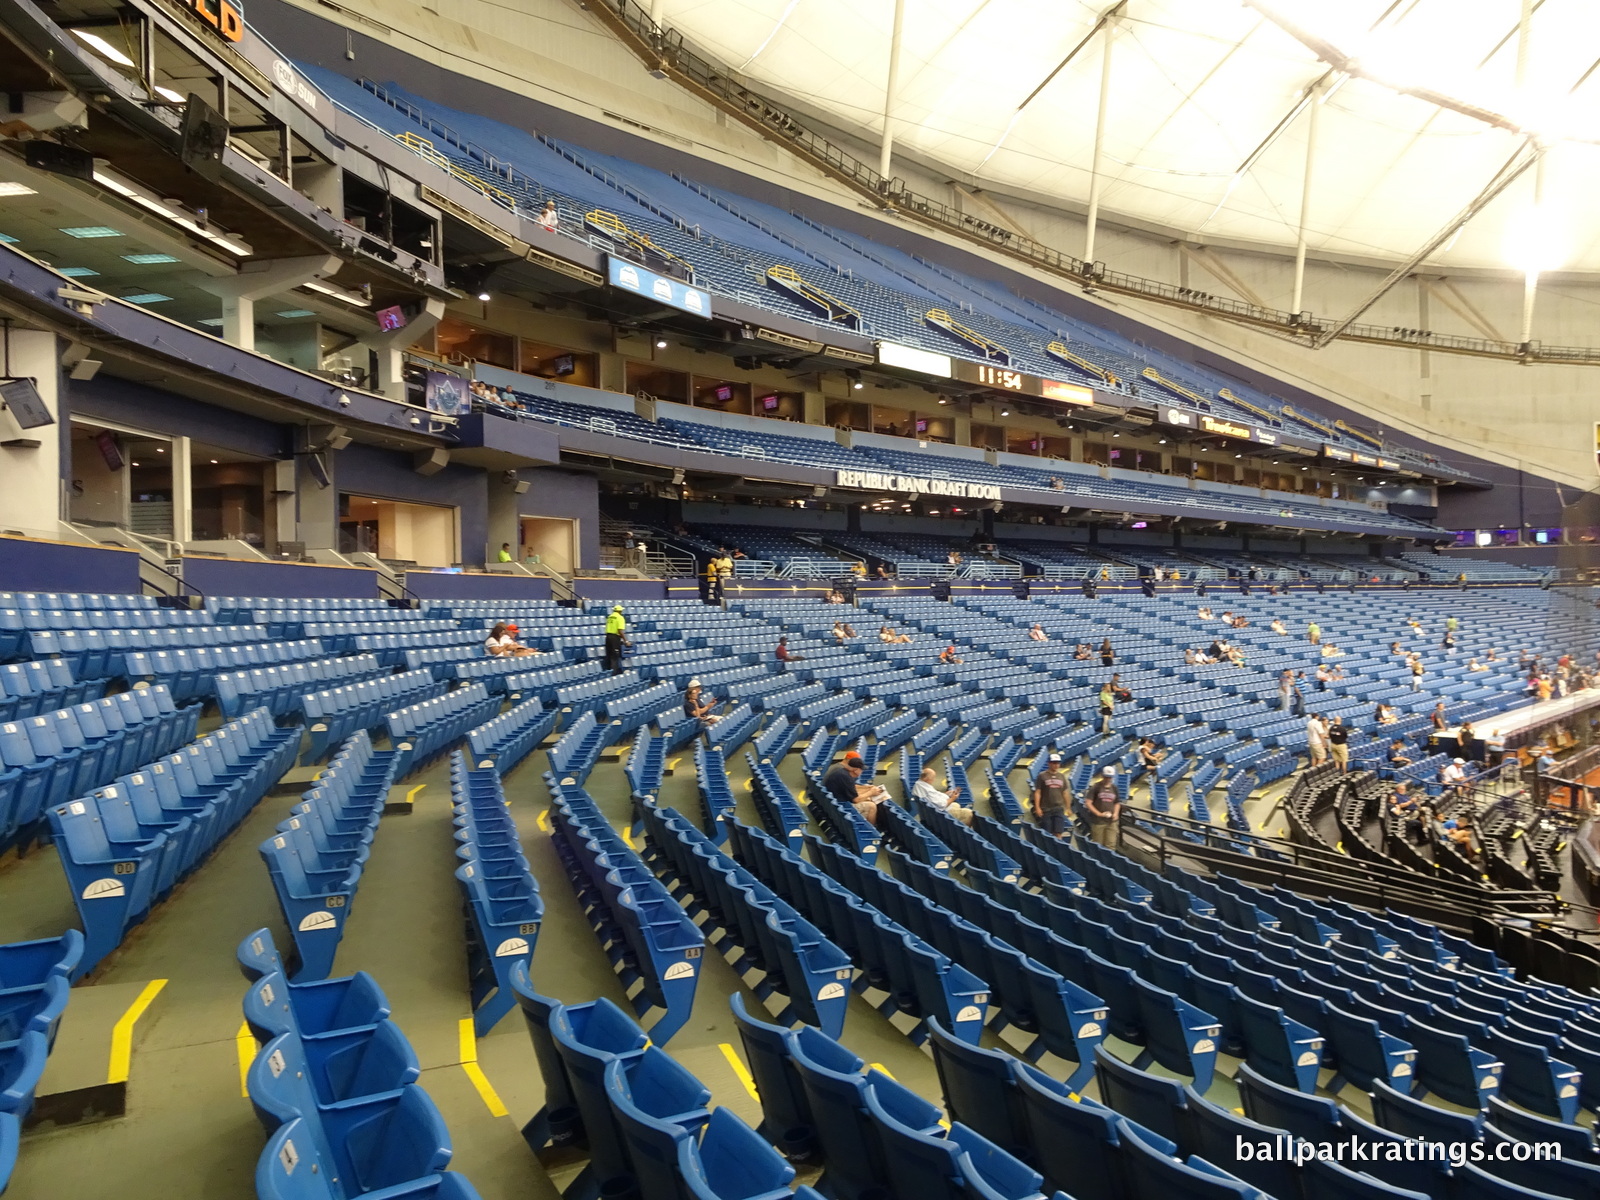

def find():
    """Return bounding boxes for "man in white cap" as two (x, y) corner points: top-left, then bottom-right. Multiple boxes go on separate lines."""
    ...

(683, 678), (720, 728)
(1441, 757), (1468, 798)
(1032, 753), (1071, 837)
(603, 604), (629, 675)
(1085, 765), (1121, 848)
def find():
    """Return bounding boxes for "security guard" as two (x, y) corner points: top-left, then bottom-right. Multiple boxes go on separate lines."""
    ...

(603, 604), (629, 674)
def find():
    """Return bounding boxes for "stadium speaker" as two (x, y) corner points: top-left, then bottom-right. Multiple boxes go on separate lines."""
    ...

(23, 140), (94, 181)
(413, 448), (449, 476)
(179, 95), (230, 174)
(305, 451), (331, 490)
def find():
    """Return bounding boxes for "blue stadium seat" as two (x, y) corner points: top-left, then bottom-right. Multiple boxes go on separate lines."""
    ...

(605, 1046), (712, 1200)
(1181, 1087), (1302, 1200)
(677, 1107), (798, 1200)
(1117, 1119), (1270, 1200)
(927, 1019), (1032, 1161)
(1233, 1062), (1341, 1143)
(727, 993), (819, 1157)
(1300, 1158), (1430, 1200)
(1093, 1047), (1187, 1147)
(1481, 1026), (1582, 1124)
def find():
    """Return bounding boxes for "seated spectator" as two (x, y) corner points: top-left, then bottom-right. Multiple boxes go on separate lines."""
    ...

(1027, 623), (1049, 642)
(1373, 702), (1396, 725)
(1388, 784), (1424, 842)
(1198, 606), (1215, 619)
(1183, 647), (1199, 665)
(879, 625), (912, 644)
(1387, 738), (1412, 767)
(1206, 639), (1228, 661)
(730, 547), (747, 560)
(683, 680), (721, 728)
(824, 753), (886, 825)
(1231, 615), (1249, 629)
(1074, 642), (1092, 660)
(1390, 641), (1405, 655)
(911, 766), (973, 824)
(1226, 645), (1246, 667)
(485, 622), (538, 657)
(1440, 758), (1469, 796)
(1138, 738), (1165, 769)
(875, 564), (892, 579)
(1269, 618), (1287, 635)
(775, 636), (805, 664)
(1486, 647), (1498, 661)
(1407, 618), (1423, 634)
(938, 644), (963, 665)
(1468, 657), (1488, 672)
(832, 621), (856, 642)
(826, 589), (846, 604)
(1320, 643), (1343, 658)
(1220, 611), (1234, 624)
(851, 561), (866, 578)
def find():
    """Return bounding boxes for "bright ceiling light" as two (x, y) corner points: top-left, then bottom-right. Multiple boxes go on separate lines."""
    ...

(1504, 202), (1568, 274)
(0, 182), (36, 197)
(154, 86), (187, 104)
(92, 168), (253, 256)
(60, 226), (122, 238)
(72, 29), (136, 68)
(302, 279), (370, 308)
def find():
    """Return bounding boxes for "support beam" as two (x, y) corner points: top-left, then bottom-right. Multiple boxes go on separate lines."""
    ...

(1424, 280), (1511, 344)
(1290, 81), (1324, 316)
(1083, 15), (1118, 265)
(1180, 245), (1267, 310)
(362, 298), (445, 402)
(194, 255), (341, 352)
(169, 435), (193, 545)
(951, 184), (1038, 242)
(1311, 142), (1541, 349)
(878, 0), (907, 180)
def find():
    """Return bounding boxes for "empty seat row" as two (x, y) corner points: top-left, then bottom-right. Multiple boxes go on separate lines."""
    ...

(0, 658), (99, 723)
(216, 655), (385, 720)
(261, 731), (401, 982)
(385, 685), (499, 779)
(464, 696), (558, 776)
(51, 709), (299, 976)
(0, 930), (82, 1192)
(300, 670), (442, 764)
(238, 932), (483, 1200)
(546, 710), (617, 785)
(729, 822), (993, 1052)
(639, 797), (851, 1038)
(0, 685), (195, 852)
(546, 776), (705, 1045)
(450, 756), (542, 1035)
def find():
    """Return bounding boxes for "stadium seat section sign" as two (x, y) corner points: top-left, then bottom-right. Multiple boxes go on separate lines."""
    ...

(834, 469), (1001, 499)
(607, 256), (710, 318)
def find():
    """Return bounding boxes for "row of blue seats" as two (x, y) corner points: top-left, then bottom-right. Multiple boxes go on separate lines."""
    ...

(624, 729), (668, 800)
(25, 626), (271, 683)
(1, 686), (195, 852)
(0, 932), (83, 1194)
(122, 638), (318, 699)
(238, 931), (483, 1200)
(0, 659), (99, 723)
(727, 994), (1069, 1200)
(216, 656), (386, 720)
(729, 822), (993, 1051)
(545, 775), (705, 1045)
(261, 732), (400, 981)
(506, 965), (805, 1200)
(386, 685), (499, 779)
(52, 709), (299, 976)
(637, 796), (851, 1037)
(451, 756), (541, 1035)
(301, 671), (441, 764)
(1, 592), (157, 612)
(546, 710), (616, 785)
(464, 696), (558, 776)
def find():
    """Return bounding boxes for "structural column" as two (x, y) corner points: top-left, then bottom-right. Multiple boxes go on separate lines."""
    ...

(877, 0), (907, 181)
(1290, 81), (1323, 317)
(0, 327), (64, 538)
(363, 299), (445, 403)
(194, 255), (341, 352)
(1082, 16), (1118, 265)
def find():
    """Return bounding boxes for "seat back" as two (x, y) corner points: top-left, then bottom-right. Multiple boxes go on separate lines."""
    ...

(1093, 1046), (1187, 1147)
(927, 1018), (1030, 1160)
(677, 1107), (796, 1200)
(1233, 1061), (1342, 1144)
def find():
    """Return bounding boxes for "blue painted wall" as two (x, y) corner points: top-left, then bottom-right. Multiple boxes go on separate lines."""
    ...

(0, 537), (143, 594)
(519, 467), (601, 569)
(405, 572), (553, 600)
(180, 556), (378, 598)
(66, 375), (291, 458)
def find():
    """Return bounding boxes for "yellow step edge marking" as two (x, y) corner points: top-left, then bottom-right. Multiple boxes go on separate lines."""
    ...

(622, 828), (638, 850)
(666, 757), (682, 772)
(868, 1063), (896, 1079)
(537, 809), (551, 832)
(718, 1042), (760, 1103)
(457, 1018), (509, 1117)
(236, 1020), (255, 1098)
(405, 784), (426, 805)
(107, 978), (167, 1084)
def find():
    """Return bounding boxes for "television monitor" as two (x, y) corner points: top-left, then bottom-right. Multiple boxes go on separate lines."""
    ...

(0, 378), (54, 428)
(94, 430), (123, 471)
(714, 385), (733, 402)
(551, 354), (575, 377)
(374, 305), (407, 332)
(760, 394), (779, 411)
